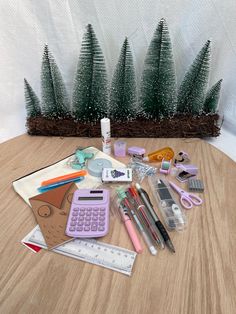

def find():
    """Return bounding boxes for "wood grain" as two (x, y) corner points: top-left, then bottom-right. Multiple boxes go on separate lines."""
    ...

(0, 134), (236, 314)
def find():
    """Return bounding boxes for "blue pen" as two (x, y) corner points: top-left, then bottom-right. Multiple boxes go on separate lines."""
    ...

(37, 176), (84, 193)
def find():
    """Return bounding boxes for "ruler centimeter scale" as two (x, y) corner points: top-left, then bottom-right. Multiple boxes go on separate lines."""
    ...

(22, 226), (137, 276)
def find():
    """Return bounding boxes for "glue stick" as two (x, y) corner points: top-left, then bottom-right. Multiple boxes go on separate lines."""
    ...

(100, 118), (111, 155)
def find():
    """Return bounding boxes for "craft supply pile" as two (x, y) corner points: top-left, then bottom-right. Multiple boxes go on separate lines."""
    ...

(14, 120), (204, 276)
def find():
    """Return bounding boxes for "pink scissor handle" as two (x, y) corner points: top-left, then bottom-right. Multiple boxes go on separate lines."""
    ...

(186, 193), (202, 206)
(124, 216), (143, 253)
(180, 195), (193, 209)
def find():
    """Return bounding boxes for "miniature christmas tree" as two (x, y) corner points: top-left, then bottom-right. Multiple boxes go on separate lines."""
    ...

(203, 79), (222, 113)
(24, 78), (41, 117)
(177, 40), (211, 114)
(140, 19), (177, 119)
(72, 24), (108, 122)
(109, 38), (137, 121)
(41, 45), (70, 118)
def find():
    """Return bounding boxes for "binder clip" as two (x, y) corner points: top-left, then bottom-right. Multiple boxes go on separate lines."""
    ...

(68, 148), (94, 170)
(159, 158), (172, 175)
(176, 164), (198, 182)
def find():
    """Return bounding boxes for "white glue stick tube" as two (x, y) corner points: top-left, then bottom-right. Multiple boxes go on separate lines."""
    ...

(100, 118), (111, 155)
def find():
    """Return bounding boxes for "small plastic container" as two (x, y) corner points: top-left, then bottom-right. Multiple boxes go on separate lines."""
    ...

(114, 141), (126, 157)
(148, 175), (187, 231)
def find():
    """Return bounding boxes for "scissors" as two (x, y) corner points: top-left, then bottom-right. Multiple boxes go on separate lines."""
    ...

(169, 181), (202, 209)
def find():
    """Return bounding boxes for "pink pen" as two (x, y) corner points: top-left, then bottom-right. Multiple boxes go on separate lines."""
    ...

(118, 202), (143, 254)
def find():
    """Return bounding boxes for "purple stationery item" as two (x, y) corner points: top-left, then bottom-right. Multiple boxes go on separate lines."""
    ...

(128, 146), (146, 158)
(114, 141), (126, 157)
(175, 164), (198, 182)
(169, 181), (202, 209)
(66, 189), (110, 238)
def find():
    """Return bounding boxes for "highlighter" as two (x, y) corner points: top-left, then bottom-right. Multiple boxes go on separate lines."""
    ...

(143, 147), (174, 162)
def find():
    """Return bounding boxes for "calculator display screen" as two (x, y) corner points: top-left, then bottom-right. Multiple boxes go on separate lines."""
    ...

(78, 197), (103, 201)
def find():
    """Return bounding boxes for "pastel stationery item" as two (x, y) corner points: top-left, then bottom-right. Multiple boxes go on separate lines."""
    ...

(41, 170), (87, 186)
(87, 158), (112, 177)
(29, 182), (77, 249)
(114, 141), (126, 157)
(169, 181), (202, 209)
(102, 168), (132, 183)
(38, 177), (84, 193)
(65, 189), (110, 238)
(128, 146), (146, 158)
(101, 118), (111, 155)
(174, 151), (190, 165)
(175, 164), (198, 182)
(143, 147), (174, 162)
(159, 158), (172, 175)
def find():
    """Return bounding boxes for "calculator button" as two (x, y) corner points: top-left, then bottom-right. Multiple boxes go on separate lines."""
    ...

(69, 227), (75, 231)
(80, 208), (85, 211)
(91, 222), (98, 227)
(85, 217), (91, 221)
(93, 212), (98, 216)
(99, 216), (105, 221)
(70, 222), (76, 226)
(92, 217), (98, 221)
(99, 212), (105, 216)
(78, 216), (84, 221)
(71, 217), (77, 221)
(99, 208), (105, 212)
(99, 221), (105, 226)
(85, 221), (90, 226)
(73, 208), (79, 211)
(98, 226), (105, 231)
(72, 212), (78, 216)
(79, 211), (85, 216)
(77, 221), (83, 226)
(84, 226), (90, 231)
(91, 226), (98, 231)
(86, 212), (92, 216)
(93, 207), (99, 211)
(76, 226), (83, 231)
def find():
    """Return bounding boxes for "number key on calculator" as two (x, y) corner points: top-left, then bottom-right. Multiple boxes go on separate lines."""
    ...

(66, 189), (110, 238)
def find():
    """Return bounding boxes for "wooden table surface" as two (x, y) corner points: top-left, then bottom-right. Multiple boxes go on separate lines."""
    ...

(0, 135), (236, 314)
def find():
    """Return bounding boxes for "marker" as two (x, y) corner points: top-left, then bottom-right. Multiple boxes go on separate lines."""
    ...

(38, 177), (84, 193)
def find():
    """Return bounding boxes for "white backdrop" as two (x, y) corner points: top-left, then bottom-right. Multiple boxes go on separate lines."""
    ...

(0, 0), (236, 144)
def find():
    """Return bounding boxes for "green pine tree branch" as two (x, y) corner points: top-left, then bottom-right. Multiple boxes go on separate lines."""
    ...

(72, 24), (108, 122)
(140, 18), (177, 119)
(177, 40), (211, 114)
(204, 79), (223, 113)
(41, 45), (70, 118)
(24, 78), (41, 118)
(109, 37), (137, 121)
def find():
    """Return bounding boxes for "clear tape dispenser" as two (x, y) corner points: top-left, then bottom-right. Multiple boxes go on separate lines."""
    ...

(148, 175), (187, 231)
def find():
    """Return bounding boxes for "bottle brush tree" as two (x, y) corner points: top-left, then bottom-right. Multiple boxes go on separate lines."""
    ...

(203, 79), (222, 113)
(109, 37), (137, 121)
(41, 45), (70, 119)
(72, 24), (108, 123)
(177, 40), (211, 114)
(24, 78), (41, 118)
(140, 18), (177, 119)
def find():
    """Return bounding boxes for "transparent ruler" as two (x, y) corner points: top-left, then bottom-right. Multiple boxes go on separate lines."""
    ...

(22, 226), (137, 276)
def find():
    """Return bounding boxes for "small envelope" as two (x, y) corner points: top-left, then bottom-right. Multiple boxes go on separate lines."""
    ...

(29, 183), (76, 249)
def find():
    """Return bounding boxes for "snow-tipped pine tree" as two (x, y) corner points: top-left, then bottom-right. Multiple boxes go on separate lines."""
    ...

(41, 45), (70, 118)
(203, 79), (222, 113)
(109, 38), (137, 121)
(140, 18), (177, 119)
(24, 78), (41, 117)
(72, 24), (108, 122)
(177, 40), (211, 114)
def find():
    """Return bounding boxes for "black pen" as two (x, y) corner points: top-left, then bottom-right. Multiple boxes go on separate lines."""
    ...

(135, 183), (176, 253)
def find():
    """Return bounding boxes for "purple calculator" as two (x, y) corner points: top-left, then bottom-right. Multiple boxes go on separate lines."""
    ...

(66, 189), (110, 238)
